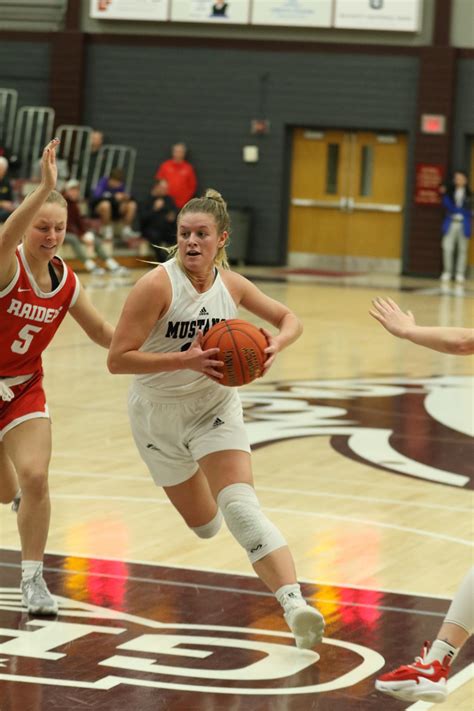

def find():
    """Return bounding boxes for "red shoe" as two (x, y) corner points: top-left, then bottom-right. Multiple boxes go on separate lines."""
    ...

(375, 641), (450, 703)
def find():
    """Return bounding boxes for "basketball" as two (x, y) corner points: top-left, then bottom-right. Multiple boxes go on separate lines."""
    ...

(202, 319), (268, 387)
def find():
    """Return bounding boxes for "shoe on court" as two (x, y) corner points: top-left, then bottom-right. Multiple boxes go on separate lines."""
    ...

(21, 569), (58, 615)
(440, 272), (451, 283)
(375, 641), (450, 703)
(283, 599), (325, 649)
(455, 273), (465, 284)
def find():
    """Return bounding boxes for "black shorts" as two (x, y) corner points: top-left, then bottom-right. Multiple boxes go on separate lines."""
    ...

(90, 196), (121, 221)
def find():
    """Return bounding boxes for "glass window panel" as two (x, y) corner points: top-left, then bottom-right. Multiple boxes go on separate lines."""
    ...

(360, 145), (373, 196)
(325, 144), (339, 194)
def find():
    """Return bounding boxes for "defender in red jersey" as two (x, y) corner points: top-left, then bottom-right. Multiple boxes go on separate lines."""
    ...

(0, 139), (114, 615)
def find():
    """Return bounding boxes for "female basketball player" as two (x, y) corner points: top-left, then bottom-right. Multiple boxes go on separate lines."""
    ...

(0, 139), (114, 614)
(108, 189), (325, 649)
(371, 296), (473, 704)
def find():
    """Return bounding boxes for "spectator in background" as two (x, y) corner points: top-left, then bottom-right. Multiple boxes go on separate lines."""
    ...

(90, 167), (139, 241)
(140, 179), (177, 261)
(0, 157), (15, 223)
(440, 170), (472, 285)
(85, 129), (104, 198)
(63, 179), (129, 275)
(154, 142), (197, 209)
(0, 145), (20, 178)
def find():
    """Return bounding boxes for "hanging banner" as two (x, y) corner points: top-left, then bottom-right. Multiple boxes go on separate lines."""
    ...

(171, 0), (250, 24)
(334, 0), (422, 32)
(414, 163), (443, 205)
(251, 0), (332, 28)
(90, 0), (169, 21)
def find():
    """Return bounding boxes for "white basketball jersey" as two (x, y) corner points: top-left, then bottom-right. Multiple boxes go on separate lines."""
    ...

(134, 258), (237, 395)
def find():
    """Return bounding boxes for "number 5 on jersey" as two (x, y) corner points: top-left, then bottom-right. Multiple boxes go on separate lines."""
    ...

(12, 324), (43, 354)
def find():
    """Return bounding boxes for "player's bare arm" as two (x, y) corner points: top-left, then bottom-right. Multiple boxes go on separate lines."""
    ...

(222, 271), (303, 371)
(370, 296), (474, 355)
(69, 285), (114, 348)
(108, 268), (223, 377)
(0, 138), (59, 288)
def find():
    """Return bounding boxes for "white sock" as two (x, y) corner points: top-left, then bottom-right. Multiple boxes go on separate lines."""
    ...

(22, 560), (42, 581)
(275, 583), (306, 610)
(425, 639), (458, 665)
(105, 257), (119, 270)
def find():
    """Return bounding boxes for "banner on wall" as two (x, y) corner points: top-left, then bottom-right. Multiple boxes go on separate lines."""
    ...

(334, 0), (422, 32)
(89, 0), (169, 21)
(171, 0), (250, 24)
(414, 163), (443, 205)
(251, 0), (332, 28)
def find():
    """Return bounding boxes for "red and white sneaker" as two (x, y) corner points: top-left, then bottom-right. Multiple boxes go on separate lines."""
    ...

(375, 642), (450, 703)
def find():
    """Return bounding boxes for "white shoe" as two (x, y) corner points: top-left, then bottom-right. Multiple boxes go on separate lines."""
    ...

(284, 603), (325, 649)
(91, 266), (106, 276)
(440, 272), (451, 283)
(21, 569), (58, 615)
(109, 265), (130, 276)
(455, 273), (465, 284)
(121, 226), (140, 239)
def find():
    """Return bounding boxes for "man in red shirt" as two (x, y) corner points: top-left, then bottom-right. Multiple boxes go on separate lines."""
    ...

(154, 143), (197, 209)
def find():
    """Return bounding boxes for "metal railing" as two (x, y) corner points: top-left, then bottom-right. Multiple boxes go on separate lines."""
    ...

(56, 125), (92, 197)
(90, 145), (137, 195)
(12, 106), (55, 178)
(0, 88), (18, 149)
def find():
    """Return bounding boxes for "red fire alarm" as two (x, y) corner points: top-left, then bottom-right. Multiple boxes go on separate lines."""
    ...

(420, 114), (446, 135)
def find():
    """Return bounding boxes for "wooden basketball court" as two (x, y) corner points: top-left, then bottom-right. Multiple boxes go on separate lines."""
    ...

(1, 268), (473, 710)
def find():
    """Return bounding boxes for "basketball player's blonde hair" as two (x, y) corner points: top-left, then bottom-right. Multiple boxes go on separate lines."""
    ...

(165, 188), (230, 269)
(26, 188), (67, 211)
(45, 190), (67, 210)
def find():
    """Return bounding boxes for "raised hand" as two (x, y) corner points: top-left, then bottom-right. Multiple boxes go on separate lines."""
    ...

(183, 329), (224, 379)
(369, 297), (416, 338)
(41, 138), (60, 191)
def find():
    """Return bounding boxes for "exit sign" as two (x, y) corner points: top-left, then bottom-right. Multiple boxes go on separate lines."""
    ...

(421, 114), (446, 135)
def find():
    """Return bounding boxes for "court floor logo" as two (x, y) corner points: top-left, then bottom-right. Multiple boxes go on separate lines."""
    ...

(0, 589), (383, 695)
(241, 375), (473, 488)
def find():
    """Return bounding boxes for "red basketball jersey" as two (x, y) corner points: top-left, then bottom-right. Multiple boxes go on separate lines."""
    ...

(0, 246), (80, 376)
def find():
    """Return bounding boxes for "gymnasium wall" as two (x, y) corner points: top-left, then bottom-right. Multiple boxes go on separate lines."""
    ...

(0, 40), (51, 106)
(453, 59), (474, 166)
(82, 42), (419, 265)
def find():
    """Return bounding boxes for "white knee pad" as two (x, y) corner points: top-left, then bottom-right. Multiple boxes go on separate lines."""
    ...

(217, 482), (287, 563)
(191, 509), (223, 539)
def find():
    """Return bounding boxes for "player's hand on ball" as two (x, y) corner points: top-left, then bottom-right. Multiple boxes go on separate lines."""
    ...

(184, 330), (224, 379)
(260, 327), (277, 373)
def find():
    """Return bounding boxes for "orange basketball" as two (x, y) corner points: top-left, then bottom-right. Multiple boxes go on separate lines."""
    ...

(202, 319), (268, 387)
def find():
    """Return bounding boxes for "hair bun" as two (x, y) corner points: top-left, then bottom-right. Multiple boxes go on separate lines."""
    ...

(205, 188), (226, 206)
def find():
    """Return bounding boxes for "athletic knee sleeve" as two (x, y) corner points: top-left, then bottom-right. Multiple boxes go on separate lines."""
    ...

(191, 510), (223, 539)
(444, 566), (474, 635)
(217, 482), (287, 563)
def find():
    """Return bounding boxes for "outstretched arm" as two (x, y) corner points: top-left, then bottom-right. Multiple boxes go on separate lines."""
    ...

(69, 284), (114, 348)
(370, 297), (474, 355)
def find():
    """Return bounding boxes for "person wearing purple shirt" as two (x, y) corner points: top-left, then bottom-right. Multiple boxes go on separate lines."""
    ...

(90, 167), (139, 241)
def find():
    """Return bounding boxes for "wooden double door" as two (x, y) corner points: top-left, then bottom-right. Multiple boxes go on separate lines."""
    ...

(288, 129), (408, 268)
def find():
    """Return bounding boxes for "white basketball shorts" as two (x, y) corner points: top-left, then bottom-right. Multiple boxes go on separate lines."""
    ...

(128, 381), (251, 487)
